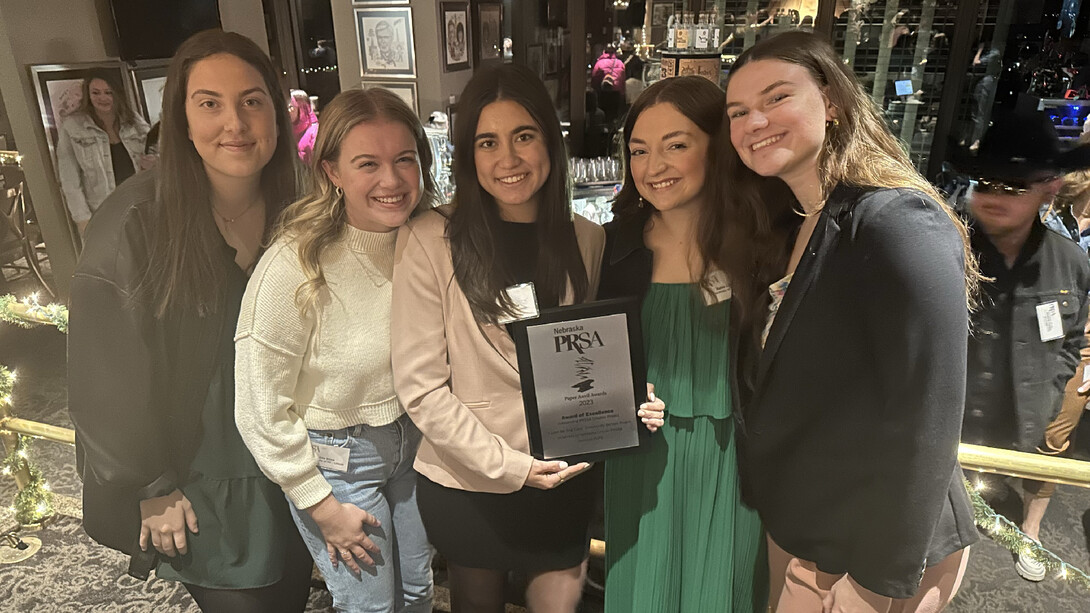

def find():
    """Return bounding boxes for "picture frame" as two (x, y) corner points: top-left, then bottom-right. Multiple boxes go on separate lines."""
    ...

(29, 62), (131, 167)
(651, 1), (674, 26)
(440, 2), (471, 72)
(355, 6), (417, 79)
(362, 80), (418, 116)
(526, 43), (544, 80)
(544, 38), (559, 76)
(126, 60), (171, 126)
(477, 3), (502, 63)
(508, 297), (650, 464)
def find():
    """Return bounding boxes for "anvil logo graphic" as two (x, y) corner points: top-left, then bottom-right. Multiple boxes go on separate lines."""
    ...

(572, 379), (595, 393)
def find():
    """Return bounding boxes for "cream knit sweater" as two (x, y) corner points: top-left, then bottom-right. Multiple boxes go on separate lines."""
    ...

(235, 225), (402, 510)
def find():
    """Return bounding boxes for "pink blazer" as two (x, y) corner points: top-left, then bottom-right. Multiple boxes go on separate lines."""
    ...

(391, 207), (605, 493)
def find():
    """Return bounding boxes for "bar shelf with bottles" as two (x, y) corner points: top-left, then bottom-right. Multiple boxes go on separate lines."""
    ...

(659, 9), (725, 85)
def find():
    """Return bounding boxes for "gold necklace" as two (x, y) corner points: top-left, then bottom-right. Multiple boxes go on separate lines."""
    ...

(213, 200), (261, 223)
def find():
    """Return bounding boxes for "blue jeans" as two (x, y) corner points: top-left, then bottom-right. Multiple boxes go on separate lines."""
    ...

(288, 414), (433, 613)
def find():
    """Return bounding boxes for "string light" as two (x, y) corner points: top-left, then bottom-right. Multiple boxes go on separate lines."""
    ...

(0, 294), (68, 333)
(299, 66), (339, 75)
(966, 478), (1090, 589)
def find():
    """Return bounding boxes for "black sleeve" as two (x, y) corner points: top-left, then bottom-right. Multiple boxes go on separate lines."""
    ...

(68, 274), (176, 500)
(848, 191), (969, 598)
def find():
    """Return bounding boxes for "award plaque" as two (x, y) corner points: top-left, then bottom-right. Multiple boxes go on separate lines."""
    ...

(509, 297), (650, 463)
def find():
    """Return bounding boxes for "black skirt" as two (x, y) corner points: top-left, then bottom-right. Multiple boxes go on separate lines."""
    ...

(416, 466), (601, 572)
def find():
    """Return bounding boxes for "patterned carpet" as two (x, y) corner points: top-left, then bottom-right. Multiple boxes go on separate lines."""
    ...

(2, 309), (1090, 611)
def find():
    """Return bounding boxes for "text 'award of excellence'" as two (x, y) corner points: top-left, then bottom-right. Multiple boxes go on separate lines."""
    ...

(509, 297), (651, 464)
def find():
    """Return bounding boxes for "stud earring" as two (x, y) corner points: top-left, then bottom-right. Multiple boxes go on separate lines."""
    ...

(638, 196), (646, 209)
(826, 118), (840, 129)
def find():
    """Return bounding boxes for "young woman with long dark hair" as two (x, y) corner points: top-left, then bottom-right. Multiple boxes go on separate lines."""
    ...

(391, 63), (662, 613)
(68, 30), (311, 613)
(720, 31), (981, 612)
(598, 75), (766, 613)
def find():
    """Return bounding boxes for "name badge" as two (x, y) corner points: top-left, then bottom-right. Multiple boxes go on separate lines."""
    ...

(498, 282), (541, 324)
(701, 269), (733, 306)
(313, 442), (350, 472)
(1036, 301), (1064, 342)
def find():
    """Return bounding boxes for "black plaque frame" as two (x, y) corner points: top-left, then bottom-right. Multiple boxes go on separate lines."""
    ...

(509, 297), (650, 464)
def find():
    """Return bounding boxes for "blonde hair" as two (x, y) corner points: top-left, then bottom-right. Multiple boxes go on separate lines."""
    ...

(274, 88), (438, 316)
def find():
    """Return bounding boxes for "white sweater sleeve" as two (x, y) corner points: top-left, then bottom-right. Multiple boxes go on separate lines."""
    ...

(234, 242), (330, 510)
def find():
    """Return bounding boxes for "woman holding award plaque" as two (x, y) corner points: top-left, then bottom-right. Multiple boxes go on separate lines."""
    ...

(391, 64), (663, 613)
(598, 76), (767, 613)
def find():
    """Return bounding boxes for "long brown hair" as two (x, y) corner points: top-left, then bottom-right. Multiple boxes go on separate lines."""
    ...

(275, 88), (438, 317)
(79, 72), (139, 131)
(719, 31), (980, 347)
(448, 64), (588, 323)
(140, 29), (297, 318)
(613, 75), (726, 290)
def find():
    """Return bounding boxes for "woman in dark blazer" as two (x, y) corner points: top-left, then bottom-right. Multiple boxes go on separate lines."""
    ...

(719, 32), (982, 612)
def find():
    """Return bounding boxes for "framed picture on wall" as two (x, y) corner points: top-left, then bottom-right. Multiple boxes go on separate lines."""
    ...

(526, 44), (544, 80)
(544, 39), (559, 76)
(362, 81), (419, 116)
(651, 1), (674, 26)
(29, 62), (131, 166)
(355, 6), (417, 78)
(441, 2), (471, 72)
(126, 60), (171, 126)
(477, 3), (502, 62)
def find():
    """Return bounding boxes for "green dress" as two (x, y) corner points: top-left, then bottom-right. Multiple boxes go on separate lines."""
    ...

(604, 283), (768, 613)
(156, 265), (299, 589)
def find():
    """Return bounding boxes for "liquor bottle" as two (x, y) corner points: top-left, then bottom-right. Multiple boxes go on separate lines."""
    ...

(710, 6), (721, 50)
(695, 12), (710, 50)
(675, 12), (691, 51)
(667, 12), (679, 50)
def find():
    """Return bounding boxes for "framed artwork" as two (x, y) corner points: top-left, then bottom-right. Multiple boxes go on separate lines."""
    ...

(544, 39), (559, 76)
(651, 2), (674, 26)
(441, 2), (471, 72)
(362, 81), (418, 116)
(126, 60), (170, 126)
(29, 62), (131, 166)
(355, 7), (417, 78)
(477, 3), (502, 62)
(526, 44), (544, 80)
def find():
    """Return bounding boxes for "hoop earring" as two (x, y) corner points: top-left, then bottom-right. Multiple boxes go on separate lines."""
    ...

(826, 118), (840, 129)
(335, 186), (344, 199)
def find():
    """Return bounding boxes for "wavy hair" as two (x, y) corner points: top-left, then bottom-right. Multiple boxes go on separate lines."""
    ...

(79, 72), (139, 131)
(613, 76), (726, 289)
(290, 89), (317, 134)
(275, 87), (438, 316)
(448, 64), (588, 323)
(719, 31), (981, 345)
(140, 29), (297, 318)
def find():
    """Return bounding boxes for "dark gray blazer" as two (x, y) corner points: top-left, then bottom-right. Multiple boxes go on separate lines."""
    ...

(733, 184), (979, 599)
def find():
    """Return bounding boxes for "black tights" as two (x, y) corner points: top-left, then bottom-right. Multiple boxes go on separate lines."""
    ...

(449, 564), (507, 613)
(182, 537), (314, 613)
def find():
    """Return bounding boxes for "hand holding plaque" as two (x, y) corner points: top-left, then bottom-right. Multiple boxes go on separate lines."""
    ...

(509, 297), (651, 464)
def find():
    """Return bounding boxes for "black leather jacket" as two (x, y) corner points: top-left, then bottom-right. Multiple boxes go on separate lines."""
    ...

(965, 218), (1090, 451)
(598, 209), (653, 301)
(68, 169), (230, 576)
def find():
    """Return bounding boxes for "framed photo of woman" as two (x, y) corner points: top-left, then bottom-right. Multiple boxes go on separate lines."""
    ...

(29, 62), (130, 167)
(441, 2), (471, 72)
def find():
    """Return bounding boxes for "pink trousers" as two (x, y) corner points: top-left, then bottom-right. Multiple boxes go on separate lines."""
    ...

(767, 536), (969, 613)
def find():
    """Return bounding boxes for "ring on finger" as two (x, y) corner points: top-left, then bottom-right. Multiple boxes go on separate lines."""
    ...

(341, 550), (352, 559)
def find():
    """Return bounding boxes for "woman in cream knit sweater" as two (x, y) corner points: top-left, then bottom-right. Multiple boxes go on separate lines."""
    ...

(234, 89), (438, 612)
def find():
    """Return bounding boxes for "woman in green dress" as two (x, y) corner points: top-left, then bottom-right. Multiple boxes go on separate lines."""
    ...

(598, 76), (767, 613)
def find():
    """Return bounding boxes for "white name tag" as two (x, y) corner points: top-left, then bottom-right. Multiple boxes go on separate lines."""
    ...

(1036, 301), (1065, 342)
(313, 442), (350, 472)
(497, 282), (540, 324)
(702, 269), (733, 306)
